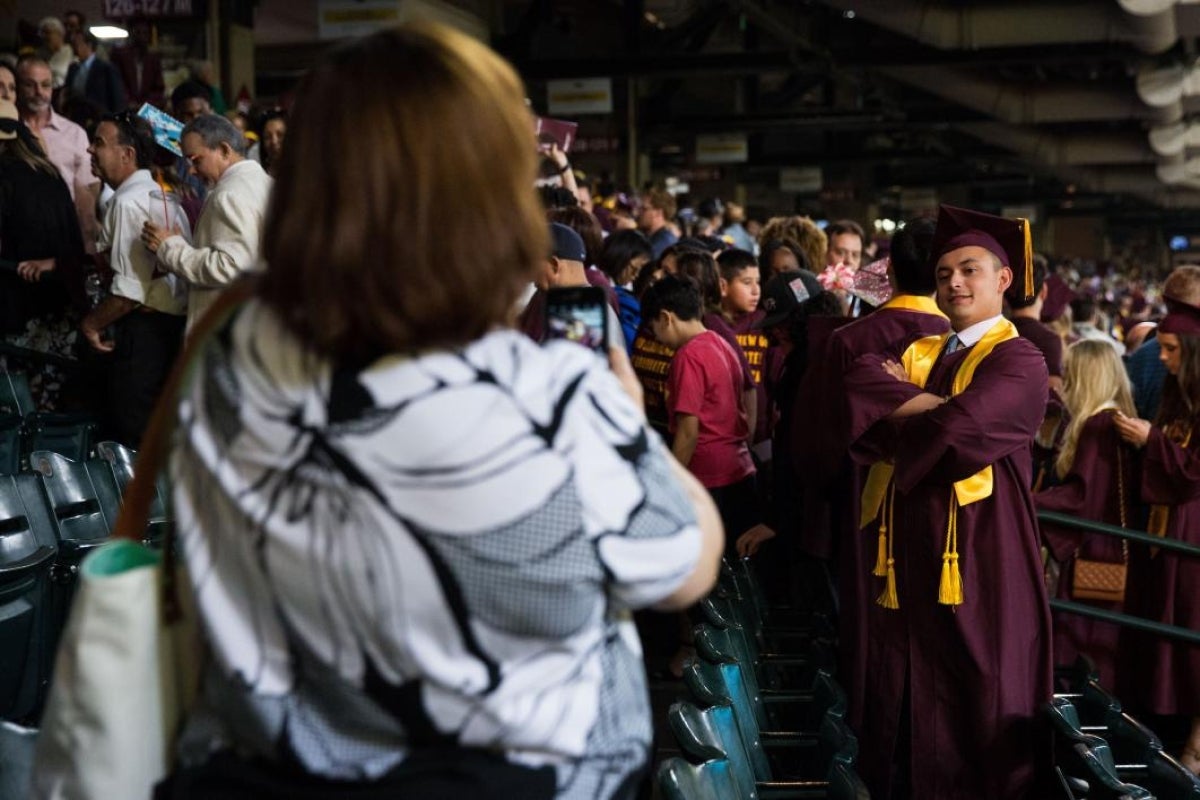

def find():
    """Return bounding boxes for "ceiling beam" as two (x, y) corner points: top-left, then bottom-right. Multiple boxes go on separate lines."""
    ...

(511, 49), (802, 80)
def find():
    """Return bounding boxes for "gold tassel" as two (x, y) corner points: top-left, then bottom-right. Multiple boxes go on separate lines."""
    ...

(938, 493), (964, 606)
(873, 484), (892, 577)
(876, 484), (900, 609)
(1020, 218), (1034, 300)
(879, 558), (900, 609)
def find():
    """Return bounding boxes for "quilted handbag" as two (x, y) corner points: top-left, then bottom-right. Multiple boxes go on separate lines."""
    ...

(1070, 441), (1128, 604)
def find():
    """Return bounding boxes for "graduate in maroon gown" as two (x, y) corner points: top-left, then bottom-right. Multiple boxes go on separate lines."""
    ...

(1114, 301), (1200, 774)
(1035, 340), (1141, 689)
(736, 271), (843, 565)
(843, 206), (1052, 800)
(791, 217), (950, 733)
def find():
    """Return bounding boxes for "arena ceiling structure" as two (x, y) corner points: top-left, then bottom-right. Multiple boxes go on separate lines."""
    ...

(485, 0), (1200, 222)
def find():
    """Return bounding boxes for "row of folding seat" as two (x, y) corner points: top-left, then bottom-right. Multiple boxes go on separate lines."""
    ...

(1048, 664), (1200, 799)
(0, 371), (98, 473)
(0, 443), (168, 724)
(657, 561), (870, 799)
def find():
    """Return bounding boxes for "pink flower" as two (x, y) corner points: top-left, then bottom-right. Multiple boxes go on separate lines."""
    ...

(818, 262), (856, 292)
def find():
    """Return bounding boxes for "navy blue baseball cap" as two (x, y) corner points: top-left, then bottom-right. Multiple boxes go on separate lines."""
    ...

(550, 222), (587, 262)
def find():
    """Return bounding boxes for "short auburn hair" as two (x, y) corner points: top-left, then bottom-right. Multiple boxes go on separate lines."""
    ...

(257, 23), (546, 360)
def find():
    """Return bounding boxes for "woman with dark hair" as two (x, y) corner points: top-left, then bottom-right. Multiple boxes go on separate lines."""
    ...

(759, 238), (809, 284)
(1114, 305), (1200, 774)
(252, 107), (286, 176)
(159, 23), (722, 799)
(0, 98), (85, 409)
(598, 229), (652, 353)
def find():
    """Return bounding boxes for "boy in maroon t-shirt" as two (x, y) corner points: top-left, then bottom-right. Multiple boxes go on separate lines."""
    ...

(642, 275), (772, 555)
(718, 248), (770, 446)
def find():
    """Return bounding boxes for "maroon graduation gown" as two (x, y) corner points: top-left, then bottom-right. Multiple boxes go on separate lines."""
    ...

(1036, 412), (1138, 688)
(792, 304), (950, 733)
(844, 337), (1053, 800)
(1119, 423), (1200, 716)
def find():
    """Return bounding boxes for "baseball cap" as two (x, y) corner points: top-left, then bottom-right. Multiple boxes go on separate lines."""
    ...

(549, 222), (586, 262)
(757, 269), (824, 329)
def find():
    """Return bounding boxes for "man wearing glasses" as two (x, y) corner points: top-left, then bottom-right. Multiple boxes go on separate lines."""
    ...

(142, 113), (271, 332)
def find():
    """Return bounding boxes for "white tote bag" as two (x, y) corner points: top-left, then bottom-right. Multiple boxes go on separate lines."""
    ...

(31, 541), (201, 800)
(31, 282), (253, 800)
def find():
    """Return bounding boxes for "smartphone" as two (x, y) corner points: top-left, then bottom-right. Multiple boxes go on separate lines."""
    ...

(545, 286), (608, 352)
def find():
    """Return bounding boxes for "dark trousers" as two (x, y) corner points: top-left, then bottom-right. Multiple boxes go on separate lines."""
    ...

(102, 310), (185, 449)
(155, 749), (558, 800)
(709, 474), (761, 561)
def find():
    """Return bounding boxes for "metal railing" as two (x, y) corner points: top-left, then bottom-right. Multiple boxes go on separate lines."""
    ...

(1038, 510), (1200, 647)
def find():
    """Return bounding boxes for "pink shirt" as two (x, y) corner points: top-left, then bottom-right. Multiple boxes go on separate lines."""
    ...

(30, 109), (91, 201)
(667, 330), (756, 489)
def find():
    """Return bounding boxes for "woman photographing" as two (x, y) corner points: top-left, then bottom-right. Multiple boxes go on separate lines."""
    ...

(157, 23), (723, 799)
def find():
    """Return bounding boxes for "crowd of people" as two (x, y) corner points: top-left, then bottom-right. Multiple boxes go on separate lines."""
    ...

(5, 15), (1199, 800)
(0, 12), (285, 445)
(532, 124), (1200, 798)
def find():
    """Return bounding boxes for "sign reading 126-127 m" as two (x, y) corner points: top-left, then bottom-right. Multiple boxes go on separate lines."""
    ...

(103, 0), (205, 18)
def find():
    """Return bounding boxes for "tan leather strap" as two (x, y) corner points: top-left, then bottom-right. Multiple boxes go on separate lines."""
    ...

(110, 277), (259, 619)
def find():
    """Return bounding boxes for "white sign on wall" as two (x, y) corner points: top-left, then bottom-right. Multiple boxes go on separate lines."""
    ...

(695, 133), (748, 165)
(779, 167), (822, 193)
(547, 78), (614, 115)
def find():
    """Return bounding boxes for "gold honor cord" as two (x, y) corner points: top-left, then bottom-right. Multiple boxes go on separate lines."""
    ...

(861, 318), (1019, 608)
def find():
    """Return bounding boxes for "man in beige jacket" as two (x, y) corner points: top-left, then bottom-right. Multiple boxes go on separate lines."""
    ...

(142, 113), (271, 330)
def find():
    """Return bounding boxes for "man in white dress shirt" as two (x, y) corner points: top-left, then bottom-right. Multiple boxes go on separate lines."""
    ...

(83, 111), (190, 446)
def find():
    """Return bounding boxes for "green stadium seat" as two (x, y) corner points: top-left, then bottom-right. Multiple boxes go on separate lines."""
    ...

(694, 623), (835, 733)
(1143, 748), (1200, 800)
(672, 700), (859, 800)
(30, 451), (119, 649)
(1048, 699), (1153, 800)
(826, 759), (870, 800)
(656, 756), (741, 800)
(25, 413), (98, 463)
(30, 451), (116, 548)
(0, 474), (58, 723)
(0, 373), (34, 417)
(1067, 743), (1153, 800)
(94, 441), (170, 546)
(0, 414), (21, 476)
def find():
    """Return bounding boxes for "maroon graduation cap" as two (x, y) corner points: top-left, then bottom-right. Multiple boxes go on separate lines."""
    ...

(930, 205), (1035, 300)
(1160, 300), (1200, 337)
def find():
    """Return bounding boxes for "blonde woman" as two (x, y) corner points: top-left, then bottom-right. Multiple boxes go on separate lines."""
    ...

(1036, 339), (1139, 688)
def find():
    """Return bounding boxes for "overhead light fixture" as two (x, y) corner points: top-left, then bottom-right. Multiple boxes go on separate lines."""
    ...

(843, 9), (856, 19)
(90, 25), (129, 40)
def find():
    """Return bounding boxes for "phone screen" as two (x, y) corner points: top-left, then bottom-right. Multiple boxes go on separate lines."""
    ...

(545, 288), (607, 352)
